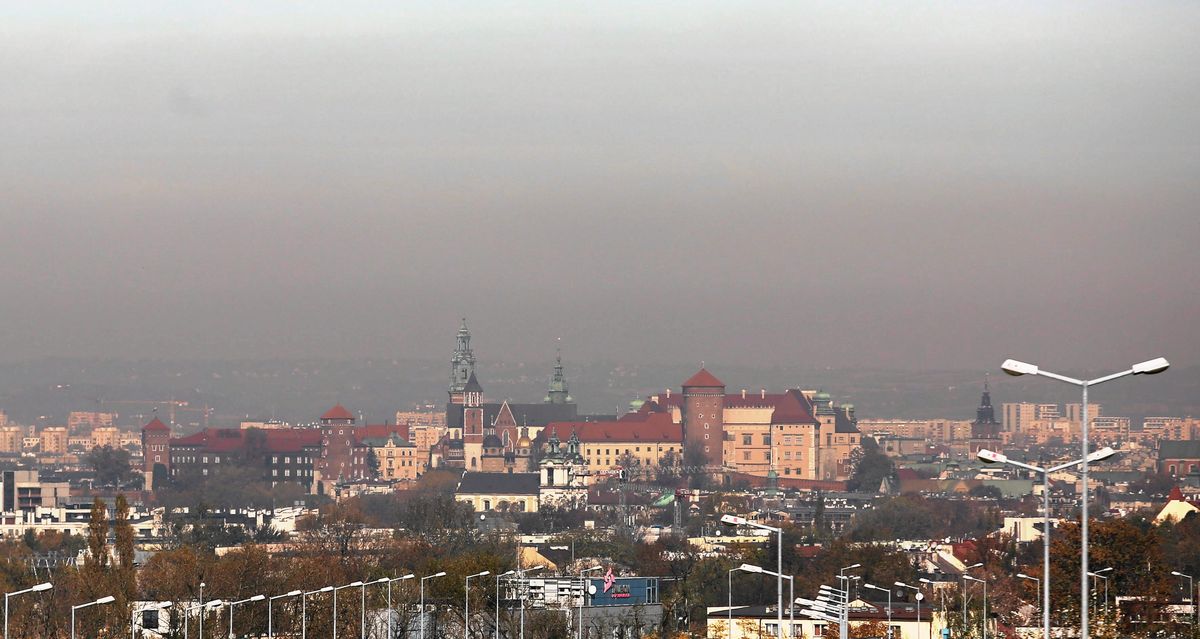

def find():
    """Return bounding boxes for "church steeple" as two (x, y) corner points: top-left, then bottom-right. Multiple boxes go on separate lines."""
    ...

(449, 318), (477, 403)
(975, 373), (997, 425)
(544, 346), (572, 405)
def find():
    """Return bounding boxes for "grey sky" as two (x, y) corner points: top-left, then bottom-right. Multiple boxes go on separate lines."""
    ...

(2, 2), (1197, 370)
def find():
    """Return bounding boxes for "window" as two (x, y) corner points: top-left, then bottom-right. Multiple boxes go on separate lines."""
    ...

(743, 434), (752, 445)
(743, 451), (751, 461)
(814, 624), (826, 636)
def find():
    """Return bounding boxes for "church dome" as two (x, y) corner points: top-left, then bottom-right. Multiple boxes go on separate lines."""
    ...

(517, 434), (532, 449)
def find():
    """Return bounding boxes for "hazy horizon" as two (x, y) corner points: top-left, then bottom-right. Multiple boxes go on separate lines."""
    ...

(3, 2), (1197, 371)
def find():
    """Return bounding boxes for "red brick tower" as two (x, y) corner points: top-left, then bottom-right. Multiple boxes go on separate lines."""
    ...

(463, 373), (485, 470)
(141, 417), (172, 489)
(681, 367), (726, 467)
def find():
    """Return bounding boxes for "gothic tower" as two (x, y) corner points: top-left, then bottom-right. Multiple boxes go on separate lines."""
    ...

(449, 318), (477, 406)
(681, 367), (726, 468)
(544, 349), (572, 405)
(463, 373), (485, 470)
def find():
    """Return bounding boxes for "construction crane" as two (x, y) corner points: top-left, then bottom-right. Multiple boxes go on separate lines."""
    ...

(94, 399), (212, 429)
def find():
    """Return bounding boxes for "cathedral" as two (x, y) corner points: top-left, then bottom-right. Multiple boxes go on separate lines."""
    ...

(436, 319), (579, 471)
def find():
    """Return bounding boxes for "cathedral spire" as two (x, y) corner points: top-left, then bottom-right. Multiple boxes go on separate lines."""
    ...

(545, 342), (572, 405)
(449, 318), (477, 398)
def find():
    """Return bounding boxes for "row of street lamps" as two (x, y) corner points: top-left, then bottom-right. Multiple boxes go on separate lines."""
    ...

(4, 566), (583, 639)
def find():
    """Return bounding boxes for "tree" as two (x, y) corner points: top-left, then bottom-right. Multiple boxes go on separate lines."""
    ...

(366, 448), (381, 479)
(683, 441), (710, 490)
(87, 445), (135, 487)
(85, 497), (109, 572)
(846, 436), (894, 493)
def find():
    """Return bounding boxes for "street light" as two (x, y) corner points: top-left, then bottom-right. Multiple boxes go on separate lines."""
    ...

(363, 578), (389, 639)
(862, 584), (892, 639)
(961, 563), (983, 634)
(132, 600), (172, 639)
(1088, 569), (1112, 619)
(496, 570), (516, 639)
(228, 594), (266, 639)
(1001, 356), (1168, 639)
(268, 590), (303, 639)
(737, 564), (795, 638)
(722, 514), (784, 638)
(896, 583), (924, 639)
(301, 586), (332, 639)
(578, 566), (603, 639)
(386, 575), (415, 639)
(183, 599), (223, 639)
(465, 571), (491, 639)
(334, 581), (366, 639)
(515, 566), (544, 639)
(964, 575), (988, 639)
(420, 571), (447, 639)
(72, 595), (115, 639)
(4, 582), (52, 639)
(978, 446), (1116, 639)
(1173, 571), (1196, 628)
(1017, 574), (1041, 634)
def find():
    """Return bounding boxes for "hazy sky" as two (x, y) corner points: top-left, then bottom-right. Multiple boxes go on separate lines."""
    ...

(2, 2), (1197, 371)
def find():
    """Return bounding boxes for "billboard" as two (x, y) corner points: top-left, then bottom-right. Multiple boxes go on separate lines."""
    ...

(588, 576), (659, 607)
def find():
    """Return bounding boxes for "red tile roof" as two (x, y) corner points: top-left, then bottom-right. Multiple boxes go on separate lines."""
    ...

(321, 404), (354, 421)
(1169, 485), (1185, 501)
(547, 413), (681, 443)
(172, 428), (322, 453)
(358, 423), (410, 442)
(682, 367), (724, 388)
(143, 417), (170, 432)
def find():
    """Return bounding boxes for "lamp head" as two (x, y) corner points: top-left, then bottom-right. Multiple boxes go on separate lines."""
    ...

(319, 586), (334, 593)
(720, 514), (746, 525)
(207, 599), (225, 608)
(977, 449), (1005, 464)
(738, 563), (764, 574)
(32, 583), (53, 592)
(373, 578), (389, 584)
(1017, 573), (1032, 579)
(918, 578), (934, 585)
(348, 581), (365, 587)
(1095, 567), (1113, 574)
(525, 566), (544, 573)
(1132, 357), (1170, 375)
(1088, 447), (1117, 463)
(894, 582), (908, 588)
(249, 595), (266, 602)
(287, 589), (303, 596)
(1002, 359), (1038, 376)
(472, 571), (491, 578)
(845, 563), (861, 570)
(500, 570), (516, 577)
(96, 596), (116, 604)
(966, 562), (983, 570)
(432, 571), (447, 578)
(1173, 571), (1188, 578)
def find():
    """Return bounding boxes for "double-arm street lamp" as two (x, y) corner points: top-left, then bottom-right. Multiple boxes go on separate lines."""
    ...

(964, 575), (988, 639)
(268, 590), (302, 639)
(184, 599), (223, 638)
(1172, 571), (1197, 628)
(4, 582), (51, 639)
(1017, 574), (1041, 633)
(722, 514), (784, 638)
(978, 446), (1115, 639)
(496, 570), (516, 639)
(1001, 356), (1168, 639)
(1088, 568), (1112, 619)
(465, 571), (491, 639)
(301, 586), (333, 639)
(71, 595), (115, 639)
(363, 578), (389, 639)
(420, 571), (447, 639)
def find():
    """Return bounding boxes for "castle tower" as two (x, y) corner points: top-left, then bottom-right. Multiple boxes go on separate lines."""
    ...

(463, 373), (484, 470)
(970, 375), (1002, 452)
(448, 318), (477, 406)
(544, 349), (572, 405)
(681, 367), (725, 468)
(141, 417), (171, 490)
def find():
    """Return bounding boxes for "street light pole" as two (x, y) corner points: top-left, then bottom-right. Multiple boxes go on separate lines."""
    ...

(71, 595), (115, 639)
(466, 571), (491, 639)
(1001, 356), (1169, 639)
(737, 564), (794, 638)
(896, 583), (923, 639)
(578, 566), (602, 639)
(268, 590), (302, 639)
(979, 447), (1116, 639)
(334, 581), (366, 639)
(495, 570), (515, 639)
(722, 515), (784, 638)
(1017, 574), (1041, 634)
(421, 571), (447, 639)
(965, 575), (987, 639)
(302, 586), (333, 639)
(4, 582), (52, 639)
(364, 577), (388, 639)
(1173, 571), (1196, 629)
(228, 594), (265, 639)
(388, 574), (415, 639)
(516, 566), (545, 639)
(1089, 568), (1112, 620)
(863, 584), (892, 639)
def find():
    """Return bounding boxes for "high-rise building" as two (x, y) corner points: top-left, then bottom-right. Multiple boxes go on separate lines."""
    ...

(0, 426), (21, 453)
(40, 427), (68, 455)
